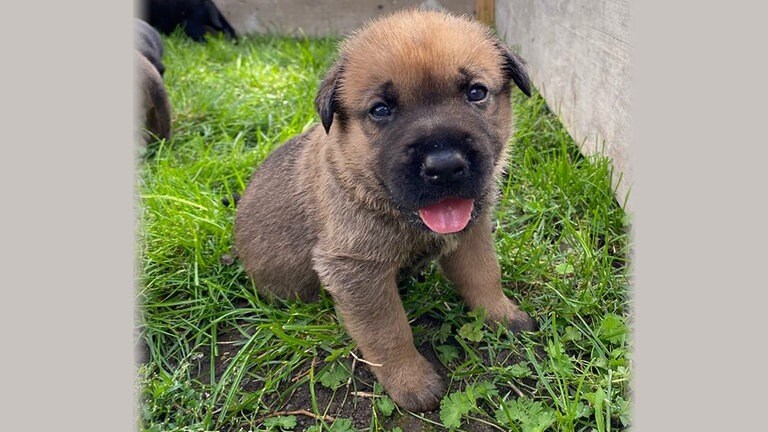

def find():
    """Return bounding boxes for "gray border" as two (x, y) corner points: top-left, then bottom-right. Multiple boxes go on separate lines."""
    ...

(2, 2), (135, 430)
(4, 1), (767, 431)
(632, 1), (768, 430)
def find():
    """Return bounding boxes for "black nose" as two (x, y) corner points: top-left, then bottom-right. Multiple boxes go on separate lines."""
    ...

(421, 150), (469, 183)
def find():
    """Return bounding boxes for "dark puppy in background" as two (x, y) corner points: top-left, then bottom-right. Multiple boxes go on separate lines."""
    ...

(135, 18), (165, 76)
(139, 0), (236, 42)
(135, 51), (172, 143)
(235, 10), (535, 411)
(135, 18), (171, 143)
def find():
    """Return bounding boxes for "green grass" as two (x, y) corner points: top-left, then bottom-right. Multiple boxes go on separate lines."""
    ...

(137, 32), (632, 432)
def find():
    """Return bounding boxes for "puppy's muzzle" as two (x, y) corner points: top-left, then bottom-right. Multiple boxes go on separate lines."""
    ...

(421, 150), (470, 184)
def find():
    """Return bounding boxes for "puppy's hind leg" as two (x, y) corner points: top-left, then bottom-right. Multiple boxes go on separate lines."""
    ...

(251, 265), (321, 303)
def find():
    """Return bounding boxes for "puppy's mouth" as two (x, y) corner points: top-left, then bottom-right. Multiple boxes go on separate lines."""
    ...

(417, 198), (475, 234)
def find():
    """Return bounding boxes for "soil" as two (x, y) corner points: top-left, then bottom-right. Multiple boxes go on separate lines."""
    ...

(170, 312), (540, 432)
(140, 308), (543, 431)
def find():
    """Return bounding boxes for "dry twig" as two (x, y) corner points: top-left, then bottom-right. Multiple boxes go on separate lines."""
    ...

(350, 350), (383, 368)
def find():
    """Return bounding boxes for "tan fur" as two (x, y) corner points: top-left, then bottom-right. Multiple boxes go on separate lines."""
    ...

(135, 50), (172, 144)
(235, 9), (534, 412)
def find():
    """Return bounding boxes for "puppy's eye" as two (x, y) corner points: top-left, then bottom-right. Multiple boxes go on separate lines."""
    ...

(369, 103), (392, 119)
(467, 84), (488, 102)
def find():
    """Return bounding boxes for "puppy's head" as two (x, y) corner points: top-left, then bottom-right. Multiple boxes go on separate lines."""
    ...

(316, 10), (530, 234)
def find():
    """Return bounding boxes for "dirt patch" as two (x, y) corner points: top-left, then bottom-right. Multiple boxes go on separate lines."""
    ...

(144, 308), (543, 431)
(276, 362), (377, 430)
(255, 340), (504, 432)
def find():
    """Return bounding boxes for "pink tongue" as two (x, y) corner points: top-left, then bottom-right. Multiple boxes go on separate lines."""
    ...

(418, 198), (475, 234)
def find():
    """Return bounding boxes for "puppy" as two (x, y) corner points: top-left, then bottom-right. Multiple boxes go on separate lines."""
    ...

(135, 50), (172, 143)
(235, 10), (534, 412)
(140, 0), (237, 42)
(135, 18), (165, 76)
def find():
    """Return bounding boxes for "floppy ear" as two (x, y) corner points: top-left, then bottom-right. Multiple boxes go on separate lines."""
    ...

(494, 41), (532, 97)
(315, 59), (344, 134)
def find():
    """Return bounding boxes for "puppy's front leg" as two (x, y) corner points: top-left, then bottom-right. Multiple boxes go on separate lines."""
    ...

(440, 215), (537, 333)
(314, 255), (445, 411)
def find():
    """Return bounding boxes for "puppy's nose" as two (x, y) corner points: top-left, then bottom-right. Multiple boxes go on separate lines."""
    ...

(421, 150), (469, 183)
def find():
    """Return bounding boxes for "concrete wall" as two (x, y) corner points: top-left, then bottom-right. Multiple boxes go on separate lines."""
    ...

(214, 0), (476, 37)
(496, 0), (632, 211)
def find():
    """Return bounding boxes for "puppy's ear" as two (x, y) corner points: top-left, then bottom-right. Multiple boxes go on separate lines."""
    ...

(315, 59), (344, 134)
(494, 41), (532, 97)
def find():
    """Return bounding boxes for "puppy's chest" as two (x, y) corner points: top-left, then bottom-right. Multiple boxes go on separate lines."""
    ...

(397, 232), (459, 280)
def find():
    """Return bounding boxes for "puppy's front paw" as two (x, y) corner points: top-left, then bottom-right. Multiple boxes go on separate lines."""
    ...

(376, 354), (445, 412)
(491, 298), (538, 334)
(506, 308), (538, 334)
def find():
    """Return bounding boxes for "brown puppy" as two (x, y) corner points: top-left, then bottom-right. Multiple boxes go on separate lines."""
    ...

(135, 50), (172, 144)
(235, 10), (535, 412)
